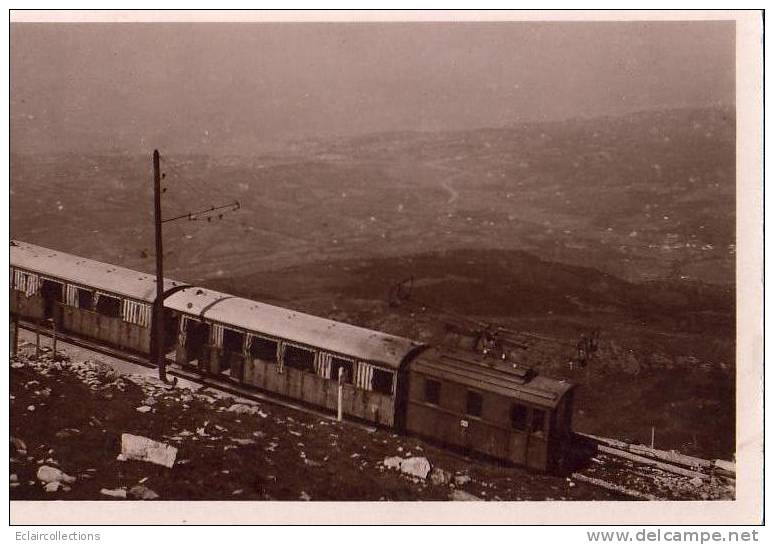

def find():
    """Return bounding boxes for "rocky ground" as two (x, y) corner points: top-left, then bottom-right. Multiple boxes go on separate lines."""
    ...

(10, 341), (623, 502)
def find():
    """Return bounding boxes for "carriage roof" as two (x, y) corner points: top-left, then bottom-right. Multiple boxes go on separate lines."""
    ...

(10, 240), (183, 303)
(411, 347), (574, 408)
(166, 286), (423, 370)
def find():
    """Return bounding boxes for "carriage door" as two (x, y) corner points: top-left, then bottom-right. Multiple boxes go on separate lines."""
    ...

(40, 279), (64, 324)
(184, 319), (209, 367)
(163, 311), (180, 355)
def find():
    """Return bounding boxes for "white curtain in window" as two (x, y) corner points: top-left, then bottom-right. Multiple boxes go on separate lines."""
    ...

(210, 323), (224, 348)
(178, 316), (190, 346)
(14, 270), (39, 297)
(65, 285), (79, 307)
(315, 352), (332, 379)
(242, 333), (253, 358)
(354, 362), (375, 391)
(122, 299), (151, 328)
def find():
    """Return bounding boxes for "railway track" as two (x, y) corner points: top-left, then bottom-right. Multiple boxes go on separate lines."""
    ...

(12, 319), (735, 501)
(569, 433), (735, 500)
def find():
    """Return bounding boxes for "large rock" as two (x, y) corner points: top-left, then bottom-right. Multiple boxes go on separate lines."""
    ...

(381, 456), (432, 480)
(383, 456), (403, 470)
(399, 457), (432, 480)
(119, 434), (178, 468)
(36, 465), (76, 484)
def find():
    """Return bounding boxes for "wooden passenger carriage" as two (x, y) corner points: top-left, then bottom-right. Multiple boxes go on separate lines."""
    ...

(10, 241), (184, 354)
(165, 286), (424, 427)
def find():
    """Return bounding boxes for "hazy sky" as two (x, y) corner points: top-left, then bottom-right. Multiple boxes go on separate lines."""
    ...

(10, 21), (735, 154)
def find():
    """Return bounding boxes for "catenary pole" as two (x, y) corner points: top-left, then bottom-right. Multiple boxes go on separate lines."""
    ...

(153, 150), (172, 384)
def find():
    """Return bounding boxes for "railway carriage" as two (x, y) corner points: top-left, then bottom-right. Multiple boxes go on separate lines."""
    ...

(165, 286), (424, 427)
(10, 241), (184, 354)
(405, 348), (575, 472)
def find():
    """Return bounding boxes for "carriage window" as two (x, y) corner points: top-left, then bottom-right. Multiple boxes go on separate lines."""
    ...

(532, 408), (546, 434)
(95, 294), (121, 317)
(250, 337), (278, 362)
(77, 288), (94, 310)
(331, 357), (353, 383)
(466, 390), (483, 417)
(510, 404), (528, 431)
(372, 368), (394, 395)
(185, 320), (209, 351)
(424, 378), (441, 405)
(223, 328), (243, 353)
(284, 345), (315, 373)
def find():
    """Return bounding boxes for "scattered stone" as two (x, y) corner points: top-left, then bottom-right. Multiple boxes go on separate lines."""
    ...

(44, 481), (62, 493)
(120, 433), (178, 468)
(227, 403), (260, 415)
(128, 485), (159, 500)
(11, 436), (27, 454)
(430, 467), (451, 486)
(36, 465), (76, 485)
(100, 488), (127, 499)
(232, 438), (256, 446)
(10, 474), (18, 483)
(454, 474), (471, 486)
(299, 491), (311, 501)
(136, 406), (152, 413)
(450, 489), (483, 501)
(55, 428), (80, 439)
(690, 476), (704, 487)
(27, 405), (35, 412)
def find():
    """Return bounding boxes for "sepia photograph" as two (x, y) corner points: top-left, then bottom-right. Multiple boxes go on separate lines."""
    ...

(6, 9), (764, 526)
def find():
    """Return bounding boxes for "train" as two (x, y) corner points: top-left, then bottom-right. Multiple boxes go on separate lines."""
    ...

(10, 240), (576, 472)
